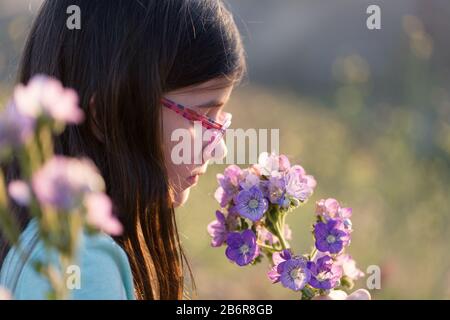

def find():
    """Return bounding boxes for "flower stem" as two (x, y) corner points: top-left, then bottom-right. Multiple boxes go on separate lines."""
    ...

(0, 171), (20, 243)
(265, 207), (289, 250)
(310, 247), (318, 261)
(277, 230), (288, 250)
(256, 242), (277, 252)
(273, 212), (288, 250)
(274, 223), (289, 250)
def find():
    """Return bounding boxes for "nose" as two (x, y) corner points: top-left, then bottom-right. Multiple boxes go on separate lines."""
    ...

(203, 134), (228, 162)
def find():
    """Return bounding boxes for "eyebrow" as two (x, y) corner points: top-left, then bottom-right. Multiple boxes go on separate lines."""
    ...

(192, 100), (225, 109)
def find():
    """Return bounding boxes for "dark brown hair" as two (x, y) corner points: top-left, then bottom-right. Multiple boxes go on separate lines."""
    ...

(0, 0), (245, 299)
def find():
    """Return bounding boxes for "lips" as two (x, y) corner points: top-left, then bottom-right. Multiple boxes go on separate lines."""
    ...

(186, 169), (206, 186)
(186, 174), (200, 185)
(186, 166), (207, 186)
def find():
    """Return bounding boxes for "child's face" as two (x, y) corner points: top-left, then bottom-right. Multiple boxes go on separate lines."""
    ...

(162, 78), (233, 207)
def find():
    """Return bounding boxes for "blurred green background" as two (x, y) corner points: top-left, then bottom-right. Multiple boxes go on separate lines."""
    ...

(1, 0), (449, 299)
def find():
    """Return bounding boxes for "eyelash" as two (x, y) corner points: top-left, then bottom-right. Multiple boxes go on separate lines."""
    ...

(202, 106), (222, 119)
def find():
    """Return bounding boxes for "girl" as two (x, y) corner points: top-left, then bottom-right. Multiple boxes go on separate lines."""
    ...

(0, 0), (246, 300)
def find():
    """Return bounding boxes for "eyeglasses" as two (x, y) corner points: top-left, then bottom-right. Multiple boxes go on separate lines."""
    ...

(161, 97), (232, 153)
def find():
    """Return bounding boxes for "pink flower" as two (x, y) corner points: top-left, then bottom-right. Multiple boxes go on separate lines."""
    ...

(316, 198), (339, 217)
(14, 75), (84, 124)
(257, 152), (290, 176)
(0, 286), (12, 300)
(335, 254), (365, 281)
(84, 192), (123, 236)
(32, 156), (105, 211)
(287, 164), (305, 177)
(316, 198), (352, 219)
(312, 289), (371, 300)
(257, 224), (292, 245)
(8, 180), (31, 206)
(278, 155), (291, 172)
(315, 198), (353, 231)
(239, 170), (260, 190)
(285, 166), (316, 202)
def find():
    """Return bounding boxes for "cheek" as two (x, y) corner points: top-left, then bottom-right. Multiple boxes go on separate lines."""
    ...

(162, 108), (211, 168)
(162, 109), (197, 190)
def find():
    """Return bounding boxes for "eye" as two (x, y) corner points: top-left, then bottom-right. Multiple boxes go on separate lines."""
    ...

(202, 106), (224, 121)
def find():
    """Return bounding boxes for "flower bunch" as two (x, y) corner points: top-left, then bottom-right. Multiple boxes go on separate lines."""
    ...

(208, 153), (365, 299)
(0, 75), (122, 299)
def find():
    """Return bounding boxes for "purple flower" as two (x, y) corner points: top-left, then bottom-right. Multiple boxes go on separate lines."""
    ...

(215, 165), (242, 207)
(307, 255), (342, 290)
(262, 173), (286, 204)
(267, 249), (292, 283)
(225, 230), (259, 266)
(0, 102), (35, 152)
(207, 211), (228, 247)
(278, 257), (311, 291)
(267, 249), (311, 291)
(32, 156), (105, 211)
(234, 186), (268, 222)
(314, 219), (350, 254)
(214, 187), (231, 208)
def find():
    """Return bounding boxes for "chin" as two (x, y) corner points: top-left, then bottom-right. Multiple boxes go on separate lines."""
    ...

(173, 188), (191, 208)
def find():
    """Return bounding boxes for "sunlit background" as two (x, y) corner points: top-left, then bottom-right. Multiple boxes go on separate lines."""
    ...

(1, 0), (449, 299)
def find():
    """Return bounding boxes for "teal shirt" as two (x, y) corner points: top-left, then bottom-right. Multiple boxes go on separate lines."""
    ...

(0, 219), (135, 300)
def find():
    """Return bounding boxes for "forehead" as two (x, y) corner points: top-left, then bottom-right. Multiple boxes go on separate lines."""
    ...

(168, 77), (233, 94)
(165, 78), (234, 106)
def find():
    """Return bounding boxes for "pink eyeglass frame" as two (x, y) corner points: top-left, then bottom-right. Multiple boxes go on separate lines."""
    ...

(161, 97), (232, 135)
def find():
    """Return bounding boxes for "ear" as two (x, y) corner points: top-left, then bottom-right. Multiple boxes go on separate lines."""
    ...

(89, 96), (105, 143)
